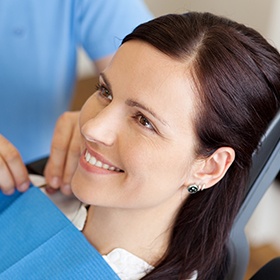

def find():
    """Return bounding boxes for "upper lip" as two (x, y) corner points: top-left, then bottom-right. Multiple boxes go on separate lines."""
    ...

(85, 144), (123, 171)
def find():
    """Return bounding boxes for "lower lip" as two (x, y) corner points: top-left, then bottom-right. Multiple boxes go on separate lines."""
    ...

(79, 153), (120, 175)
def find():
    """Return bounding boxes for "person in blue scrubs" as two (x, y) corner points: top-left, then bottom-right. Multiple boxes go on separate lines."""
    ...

(0, 0), (152, 194)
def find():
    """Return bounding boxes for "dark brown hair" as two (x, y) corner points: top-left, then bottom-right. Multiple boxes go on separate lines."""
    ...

(122, 12), (280, 279)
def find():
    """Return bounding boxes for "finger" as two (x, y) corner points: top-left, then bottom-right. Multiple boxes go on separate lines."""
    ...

(44, 112), (74, 188)
(0, 135), (30, 194)
(0, 156), (16, 195)
(61, 123), (82, 195)
(44, 112), (79, 190)
(45, 186), (59, 195)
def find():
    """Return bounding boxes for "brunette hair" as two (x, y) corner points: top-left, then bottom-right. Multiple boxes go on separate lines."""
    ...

(122, 12), (280, 280)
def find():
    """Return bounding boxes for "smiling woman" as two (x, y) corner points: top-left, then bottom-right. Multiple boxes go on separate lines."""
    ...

(67, 11), (280, 280)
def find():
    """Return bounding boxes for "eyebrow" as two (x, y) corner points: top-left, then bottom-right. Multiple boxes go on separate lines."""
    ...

(125, 99), (168, 126)
(100, 72), (168, 126)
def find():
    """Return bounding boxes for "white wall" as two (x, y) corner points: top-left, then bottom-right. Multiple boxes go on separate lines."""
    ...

(144, 0), (279, 47)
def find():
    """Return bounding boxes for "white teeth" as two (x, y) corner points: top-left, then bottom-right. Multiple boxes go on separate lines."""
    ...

(85, 152), (91, 162)
(103, 164), (110, 170)
(95, 160), (102, 168)
(89, 156), (96, 165)
(84, 150), (121, 172)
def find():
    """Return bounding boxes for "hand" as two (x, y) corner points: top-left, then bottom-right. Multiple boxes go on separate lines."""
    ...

(44, 111), (81, 195)
(0, 135), (30, 195)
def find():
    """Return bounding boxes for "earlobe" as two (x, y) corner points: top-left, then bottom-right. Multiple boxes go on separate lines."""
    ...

(191, 147), (235, 190)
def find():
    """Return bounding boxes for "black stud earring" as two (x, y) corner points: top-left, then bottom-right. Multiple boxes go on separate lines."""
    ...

(187, 184), (199, 194)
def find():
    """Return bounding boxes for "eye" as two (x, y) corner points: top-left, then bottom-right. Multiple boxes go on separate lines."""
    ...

(133, 113), (155, 131)
(96, 83), (113, 101)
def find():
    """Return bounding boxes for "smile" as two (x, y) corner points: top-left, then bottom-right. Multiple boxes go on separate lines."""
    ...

(84, 150), (123, 172)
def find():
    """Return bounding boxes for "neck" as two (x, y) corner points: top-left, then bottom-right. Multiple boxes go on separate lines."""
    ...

(82, 201), (180, 266)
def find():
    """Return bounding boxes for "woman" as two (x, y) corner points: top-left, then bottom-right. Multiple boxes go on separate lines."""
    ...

(66, 12), (280, 279)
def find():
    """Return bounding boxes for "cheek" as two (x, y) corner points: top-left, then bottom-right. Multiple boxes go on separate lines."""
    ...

(125, 140), (192, 188)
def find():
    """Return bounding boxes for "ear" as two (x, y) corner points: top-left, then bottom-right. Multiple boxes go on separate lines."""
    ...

(189, 147), (235, 190)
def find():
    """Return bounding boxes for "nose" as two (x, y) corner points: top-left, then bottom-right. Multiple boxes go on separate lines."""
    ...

(81, 105), (120, 147)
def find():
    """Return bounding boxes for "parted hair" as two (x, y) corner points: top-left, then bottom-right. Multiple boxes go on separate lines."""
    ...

(122, 12), (280, 280)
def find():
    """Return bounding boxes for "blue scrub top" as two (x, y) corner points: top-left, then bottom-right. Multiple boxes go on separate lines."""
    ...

(0, 0), (152, 163)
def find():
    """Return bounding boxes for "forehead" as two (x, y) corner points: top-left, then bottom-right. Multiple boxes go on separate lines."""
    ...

(109, 41), (188, 86)
(106, 40), (197, 99)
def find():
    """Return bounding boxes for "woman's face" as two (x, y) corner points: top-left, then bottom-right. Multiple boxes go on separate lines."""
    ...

(71, 41), (200, 210)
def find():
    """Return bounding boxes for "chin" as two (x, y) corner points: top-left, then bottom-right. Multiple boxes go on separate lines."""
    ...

(71, 185), (92, 205)
(71, 173), (100, 205)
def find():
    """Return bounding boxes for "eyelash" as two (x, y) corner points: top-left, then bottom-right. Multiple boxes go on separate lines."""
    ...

(95, 83), (113, 101)
(132, 112), (156, 133)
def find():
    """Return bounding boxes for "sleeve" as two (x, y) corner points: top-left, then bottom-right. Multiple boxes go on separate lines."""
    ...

(76, 0), (153, 60)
